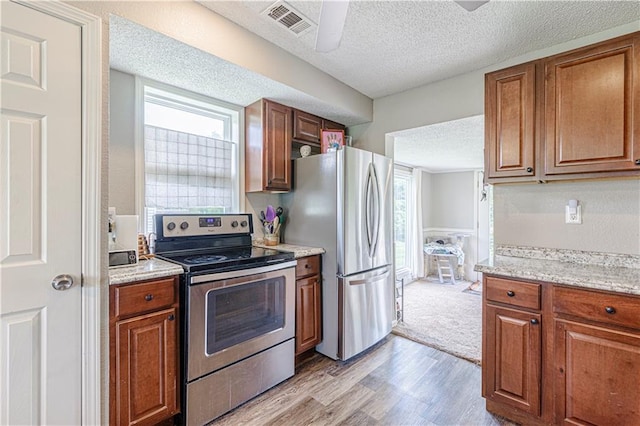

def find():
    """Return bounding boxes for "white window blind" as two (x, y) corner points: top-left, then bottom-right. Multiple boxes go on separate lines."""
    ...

(140, 81), (241, 233)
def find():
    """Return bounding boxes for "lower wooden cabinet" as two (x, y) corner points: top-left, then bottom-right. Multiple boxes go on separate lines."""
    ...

(295, 255), (322, 359)
(110, 276), (180, 426)
(483, 274), (640, 425)
(552, 285), (640, 425)
(484, 304), (541, 416)
(554, 320), (640, 425)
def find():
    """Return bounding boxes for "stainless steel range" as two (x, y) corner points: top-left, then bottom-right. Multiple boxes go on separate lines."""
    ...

(154, 214), (296, 426)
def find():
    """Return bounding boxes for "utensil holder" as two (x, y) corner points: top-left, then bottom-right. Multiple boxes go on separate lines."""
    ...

(264, 233), (279, 246)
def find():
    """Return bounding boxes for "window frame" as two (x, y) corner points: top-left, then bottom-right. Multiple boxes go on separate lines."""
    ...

(394, 167), (414, 276)
(134, 77), (245, 233)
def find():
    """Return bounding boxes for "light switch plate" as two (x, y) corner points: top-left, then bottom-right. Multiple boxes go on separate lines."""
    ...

(565, 205), (582, 224)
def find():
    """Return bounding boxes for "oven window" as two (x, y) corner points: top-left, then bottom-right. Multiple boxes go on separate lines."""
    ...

(205, 276), (285, 355)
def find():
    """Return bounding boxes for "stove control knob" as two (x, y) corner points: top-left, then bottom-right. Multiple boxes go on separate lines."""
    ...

(231, 220), (238, 228)
(167, 222), (176, 231)
(180, 221), (189, 230)
(240, 220), (248, 227)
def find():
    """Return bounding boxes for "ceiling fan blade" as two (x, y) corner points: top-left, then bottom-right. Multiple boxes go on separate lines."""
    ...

(454, 1), (489, 12)
(315, 0), (349, 53)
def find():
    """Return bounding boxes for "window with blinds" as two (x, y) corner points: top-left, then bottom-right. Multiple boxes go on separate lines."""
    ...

(141, 82), (242, 234)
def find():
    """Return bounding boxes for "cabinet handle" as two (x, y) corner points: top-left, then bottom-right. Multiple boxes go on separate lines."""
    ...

(526, 167), (533, 173)
(530, 318), (539, 325)
(168, 314), (175, 321)
(605, 306), (616, 314)
(145, 294), (154, 301)
(506, 290), (515, 297)
(305, 264), (310, 269)
(635, 159), (640, 165)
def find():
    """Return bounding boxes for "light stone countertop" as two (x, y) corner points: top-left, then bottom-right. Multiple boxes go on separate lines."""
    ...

(475, 245), (640, 296)
(252, 242), (325, 259)
(109, 258), (184, 285)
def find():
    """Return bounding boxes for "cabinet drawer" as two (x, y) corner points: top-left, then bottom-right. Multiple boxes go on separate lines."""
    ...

(485, 276), (541, 310)
(554, 286), (640, 330)
(296, 255), (320, 278)
(114, 277), (177, 319)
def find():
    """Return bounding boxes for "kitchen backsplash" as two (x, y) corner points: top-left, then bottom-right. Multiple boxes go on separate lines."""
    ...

(493, 179), (640, 255)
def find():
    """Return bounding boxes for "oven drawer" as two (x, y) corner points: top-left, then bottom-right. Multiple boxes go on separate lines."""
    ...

(114, 277), (177, 318)
(486, 276), (541, 310)
(296, 255), (320, 278)
(554, 285), (640, 330)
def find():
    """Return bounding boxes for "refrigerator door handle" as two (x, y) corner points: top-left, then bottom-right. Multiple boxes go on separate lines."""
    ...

(365, 164), (374, 256)
(370, 163), (381, 256)
(347, 268), (390, 286)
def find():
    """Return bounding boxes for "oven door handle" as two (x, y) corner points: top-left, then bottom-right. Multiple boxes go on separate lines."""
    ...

(190, 260), (298, 284)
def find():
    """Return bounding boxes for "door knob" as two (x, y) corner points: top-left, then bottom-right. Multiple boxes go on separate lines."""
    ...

(51, 274), (74, 291)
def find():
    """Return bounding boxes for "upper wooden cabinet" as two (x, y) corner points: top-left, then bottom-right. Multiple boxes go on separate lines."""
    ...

(545, 33), (640, 176)
(246, 99), (346, 190)
(293, 109), (322, 144)
(245, 99), (292, 192)
(485, 62), (538, 181)
(322, 118), (346, 132)
(485, 31), (640, 183)
(292, 110), (346, 145)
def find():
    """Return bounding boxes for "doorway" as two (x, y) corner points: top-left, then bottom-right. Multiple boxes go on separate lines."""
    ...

(389, 115), (489, 363)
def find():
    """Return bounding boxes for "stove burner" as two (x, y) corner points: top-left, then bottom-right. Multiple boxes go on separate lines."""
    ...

(183, 254), (228, 264)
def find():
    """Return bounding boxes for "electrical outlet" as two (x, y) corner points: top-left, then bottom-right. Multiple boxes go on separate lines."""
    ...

(565, 205), (582, 224)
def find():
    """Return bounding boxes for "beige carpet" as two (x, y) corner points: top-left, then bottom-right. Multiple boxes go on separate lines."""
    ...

(393, 277), (482, 364)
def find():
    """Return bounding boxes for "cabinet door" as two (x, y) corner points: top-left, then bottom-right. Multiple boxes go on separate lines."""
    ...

(264, 100), (292, 191)
(485, 62), (537, 180)
(295, 275), (322, 355)
(115, 308), (178, 426)
(322, 119), (345, 132)
(293, 109), (322, 144)
(554, 320), (640, 425)
(484, 304), (541, 416)
(545, 34), (640, 175)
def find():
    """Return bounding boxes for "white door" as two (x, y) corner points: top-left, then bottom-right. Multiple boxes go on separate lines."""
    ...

(1, 1), (82, 424)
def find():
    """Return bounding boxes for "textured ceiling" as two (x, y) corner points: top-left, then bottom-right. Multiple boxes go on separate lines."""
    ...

(108, 16), (362, 126)
(199, 0), (640, 99)
(392, 115), (484, 172)
(110, 1), (640, 170)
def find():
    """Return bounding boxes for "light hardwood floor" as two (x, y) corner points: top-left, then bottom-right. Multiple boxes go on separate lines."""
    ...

(212, 335), (512, 425)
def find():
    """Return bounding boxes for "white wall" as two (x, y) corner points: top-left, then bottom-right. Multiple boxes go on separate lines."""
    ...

(109, 70), (136, 214)
(421, 171), (478, 280)
(427, 172), (475, 229)
(494, 179), (640, 255)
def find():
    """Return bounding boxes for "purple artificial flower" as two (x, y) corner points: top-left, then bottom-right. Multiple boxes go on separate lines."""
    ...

(265, 205), (277, 222)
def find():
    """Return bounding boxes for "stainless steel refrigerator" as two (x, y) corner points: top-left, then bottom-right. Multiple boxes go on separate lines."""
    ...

(283, 146), (394, 360)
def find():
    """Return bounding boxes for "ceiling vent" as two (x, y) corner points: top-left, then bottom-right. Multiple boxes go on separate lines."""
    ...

(261, 1), (315, 36)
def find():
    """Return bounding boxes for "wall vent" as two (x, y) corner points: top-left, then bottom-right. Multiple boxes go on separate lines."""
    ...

(261, 1), (315, 36)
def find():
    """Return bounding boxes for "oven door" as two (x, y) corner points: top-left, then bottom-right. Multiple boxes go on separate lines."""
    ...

(186, 260), (296, 381)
